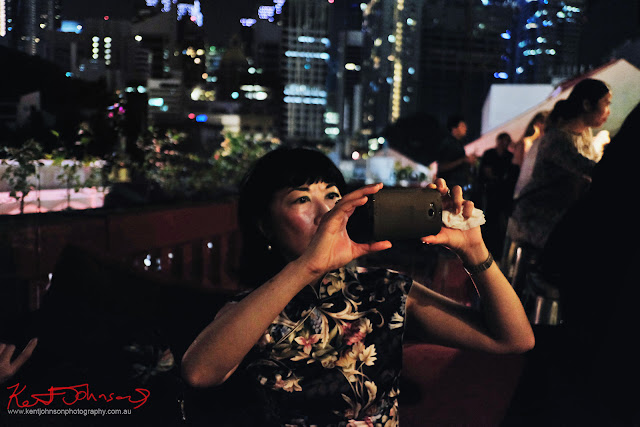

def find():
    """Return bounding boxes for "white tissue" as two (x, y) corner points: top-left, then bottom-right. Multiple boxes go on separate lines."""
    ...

(442, 207), (486, 230)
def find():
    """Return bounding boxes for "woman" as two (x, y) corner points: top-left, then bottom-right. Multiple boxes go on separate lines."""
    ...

(511, 111), (549, 199)
(510, 111), (549, 169)
(507, 78), (612, 250)
(182, 148), (534, 426)
(539, 102), (640, 425)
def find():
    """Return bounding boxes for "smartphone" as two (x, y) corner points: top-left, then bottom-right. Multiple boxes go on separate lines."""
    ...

(347, 187), (442, 242)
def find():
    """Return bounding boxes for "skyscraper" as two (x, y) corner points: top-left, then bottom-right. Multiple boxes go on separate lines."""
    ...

(417, 0), (514, 137)
(0, 0), (10, 40)
(0, 0), (61, 57)
(326, 0), (365, 153)
(361, 0), (423, 136)
(513, 0), (586, 84)
(281, 0), (331, 142)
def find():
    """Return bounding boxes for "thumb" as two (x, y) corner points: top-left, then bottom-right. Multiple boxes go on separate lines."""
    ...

(354, 241), (392, 258)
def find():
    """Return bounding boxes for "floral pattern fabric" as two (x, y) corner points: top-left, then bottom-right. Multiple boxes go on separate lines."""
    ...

(236, 265), (413, 427)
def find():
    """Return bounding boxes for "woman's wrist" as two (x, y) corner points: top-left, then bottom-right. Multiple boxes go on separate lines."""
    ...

(289, 256), (327, 285)
(463, 252), (494, 276)
(457, 243), (490, 267)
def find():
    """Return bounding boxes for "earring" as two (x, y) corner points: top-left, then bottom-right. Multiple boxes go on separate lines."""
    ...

(267, 244), (272, 251)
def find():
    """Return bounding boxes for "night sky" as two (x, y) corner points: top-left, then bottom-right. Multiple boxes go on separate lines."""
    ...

(60, 0), (261, 46)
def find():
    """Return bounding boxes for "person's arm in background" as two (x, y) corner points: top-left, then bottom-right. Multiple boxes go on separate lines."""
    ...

(0, 338), (37, 384)
(438, 154), (476, 173)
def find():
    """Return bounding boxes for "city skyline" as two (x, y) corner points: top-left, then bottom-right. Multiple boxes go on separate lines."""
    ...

(60, 0), (261, 46)
(2, 0), (639, 155)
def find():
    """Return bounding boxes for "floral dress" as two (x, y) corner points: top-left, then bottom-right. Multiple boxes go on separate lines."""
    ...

(235, 265), (413, 427)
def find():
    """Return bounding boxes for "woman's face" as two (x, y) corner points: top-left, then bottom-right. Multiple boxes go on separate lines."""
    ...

(266, 181), (341, 260)
(585, 91), (612, 128)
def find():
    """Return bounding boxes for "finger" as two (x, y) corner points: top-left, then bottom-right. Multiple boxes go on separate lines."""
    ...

(355, 240), (392, 257)
(450, 185), (464, 214)
(333, 194), (369, 216)
(421, 233), (446, 246)
(354, 183), (383, 198)
(433, 178), (448, 195)
(342, 183), (383, 202)
(321, 195), (369, 229)
(368, 240), (392, 252)
(333, 183), (383, 216)
(462, 200), (475, 218)
(0, 344), (16, 363)
(10, 338), (37, 371)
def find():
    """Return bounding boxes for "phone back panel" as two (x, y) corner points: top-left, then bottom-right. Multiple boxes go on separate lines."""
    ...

(371, 188), (442, 240)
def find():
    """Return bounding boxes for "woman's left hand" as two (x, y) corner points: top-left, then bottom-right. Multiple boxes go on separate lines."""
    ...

(421, 179), (488, 263)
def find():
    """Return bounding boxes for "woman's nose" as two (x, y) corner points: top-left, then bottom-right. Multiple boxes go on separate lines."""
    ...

(313, 200), (334, 225)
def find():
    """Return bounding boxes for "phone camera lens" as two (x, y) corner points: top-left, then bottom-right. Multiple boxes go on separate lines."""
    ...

(428, 202), (436, 218)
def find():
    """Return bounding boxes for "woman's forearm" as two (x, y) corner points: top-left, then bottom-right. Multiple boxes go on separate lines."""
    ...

(181, 260), (320, 388)
(468, 261), (535, 352)
(407, 243), (534, 354)
(459, 244), (534, 352)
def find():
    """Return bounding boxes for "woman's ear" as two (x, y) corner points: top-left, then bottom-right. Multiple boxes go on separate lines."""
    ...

(583, 99), (593, 113)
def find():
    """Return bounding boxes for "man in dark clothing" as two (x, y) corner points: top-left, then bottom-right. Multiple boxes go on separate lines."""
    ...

(478, 132), (515, 257)
(436, 115), (476, 193)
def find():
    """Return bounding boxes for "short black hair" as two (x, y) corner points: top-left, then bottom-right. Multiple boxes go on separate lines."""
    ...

(497, 132), (511, 141)
(446, 115), (465, 132)
(237, 146), (346, 287)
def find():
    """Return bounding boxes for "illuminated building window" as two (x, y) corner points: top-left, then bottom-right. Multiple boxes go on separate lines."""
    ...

(285, 51), (330, 60)
(258, 6), (276, 20)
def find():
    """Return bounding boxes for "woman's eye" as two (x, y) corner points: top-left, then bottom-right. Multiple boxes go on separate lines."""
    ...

(294, 196), (310, 204)
(327, 192), (341, 200)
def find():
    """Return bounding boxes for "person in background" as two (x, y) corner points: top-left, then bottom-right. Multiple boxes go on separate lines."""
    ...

(182, 147), (534, 426)
(536, 101), (640, 425)
(436, 115), (476, 194)
(478, 132), (515, 258)
(511, 111), (549, 199)
(510, 112), (548, 169)
(507, 78), (612, 252)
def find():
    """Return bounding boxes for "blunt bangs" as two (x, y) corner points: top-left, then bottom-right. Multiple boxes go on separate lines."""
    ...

(238, 147), (346, 230)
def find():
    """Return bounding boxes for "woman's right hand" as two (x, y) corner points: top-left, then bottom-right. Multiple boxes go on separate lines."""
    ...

(296, 183), (392, 277)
